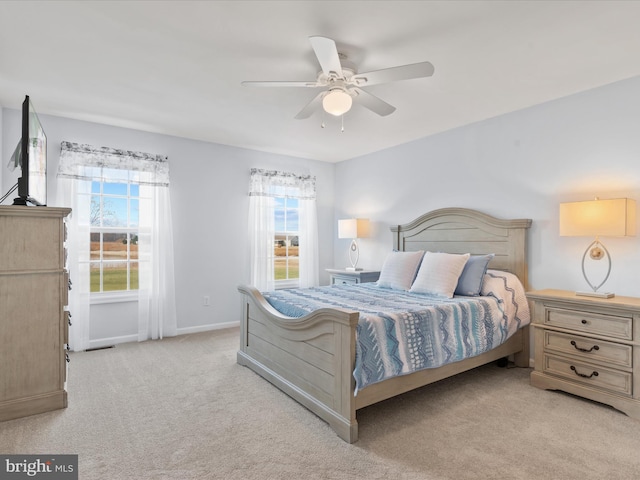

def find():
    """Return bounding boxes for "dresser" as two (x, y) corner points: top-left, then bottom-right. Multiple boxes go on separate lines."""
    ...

(326, 268), (380, 285)
(0, 206), (71, 421)
(528, 289), (640, 419)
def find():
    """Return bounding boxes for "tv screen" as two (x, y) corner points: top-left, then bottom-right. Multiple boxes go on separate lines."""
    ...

(10, 95), (47, 206)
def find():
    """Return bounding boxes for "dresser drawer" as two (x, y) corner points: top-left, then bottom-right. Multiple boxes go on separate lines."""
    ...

(544, 307), (632, 340)
(543, 330), (633, 369)
(542, 353), (632, 396)
(0, 215), (66, 271)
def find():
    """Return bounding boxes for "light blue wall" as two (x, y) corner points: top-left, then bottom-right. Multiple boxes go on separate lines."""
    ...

(334, 76), (640, 297)
(1, 110), (336, 347)
(4, 74), (640, 347)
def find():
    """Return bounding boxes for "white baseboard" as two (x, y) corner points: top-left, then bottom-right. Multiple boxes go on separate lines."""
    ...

(176, 321), (240, 335)
(85, 322), (240, 351)
(87, 334), (138, 350)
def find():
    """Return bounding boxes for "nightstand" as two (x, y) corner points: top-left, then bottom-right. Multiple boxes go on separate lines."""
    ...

(527, 289), (640, 419)
(326, 269), (380, 285)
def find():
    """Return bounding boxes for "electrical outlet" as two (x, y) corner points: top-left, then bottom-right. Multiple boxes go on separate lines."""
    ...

(203, 295), (210, 306)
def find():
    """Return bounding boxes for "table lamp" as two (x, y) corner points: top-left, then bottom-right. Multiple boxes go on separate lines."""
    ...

(559, 198), (636, 298)
(338, 218), (370, 271)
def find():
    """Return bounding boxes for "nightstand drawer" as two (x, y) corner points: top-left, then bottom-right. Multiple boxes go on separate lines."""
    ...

(545, 307), (632, 340)
(326, 269), (380, 286)
(543, 353), (632, 396)
(332, 275), (358, 285)
(544, 331), (632, 369)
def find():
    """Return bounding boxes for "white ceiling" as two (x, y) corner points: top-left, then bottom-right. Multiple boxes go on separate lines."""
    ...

(1, 1), (640, 163)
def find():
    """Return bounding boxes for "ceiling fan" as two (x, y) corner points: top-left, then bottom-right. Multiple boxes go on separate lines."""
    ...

(242, 36), (435, 120)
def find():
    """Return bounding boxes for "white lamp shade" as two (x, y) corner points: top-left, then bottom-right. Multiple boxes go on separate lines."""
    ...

(323, 90), (353, 116)
(338, 218), (370, 239)
(559, 198), (636, 237)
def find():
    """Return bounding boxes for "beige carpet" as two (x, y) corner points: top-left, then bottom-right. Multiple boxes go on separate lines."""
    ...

(1, 328), (640, 479)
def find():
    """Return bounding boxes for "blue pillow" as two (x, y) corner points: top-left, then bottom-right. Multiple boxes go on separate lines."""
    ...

(454, 254), (494, 296)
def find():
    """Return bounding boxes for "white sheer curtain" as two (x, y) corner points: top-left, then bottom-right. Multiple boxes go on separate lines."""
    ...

(248, 193), (276, 291)
(56, 141), (177, 350)
(138, 183), (177, 340)
(248, 168), (318, 290)
(298, 197), (319, 288)
(56, 177), (91, 351)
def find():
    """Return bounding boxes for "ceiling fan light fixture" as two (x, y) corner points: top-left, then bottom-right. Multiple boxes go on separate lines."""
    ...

(322, 89), (352, 116)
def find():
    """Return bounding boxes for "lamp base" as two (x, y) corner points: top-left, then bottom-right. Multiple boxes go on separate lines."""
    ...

(575, 291), (615, 299)
(345, 267), (363, 272)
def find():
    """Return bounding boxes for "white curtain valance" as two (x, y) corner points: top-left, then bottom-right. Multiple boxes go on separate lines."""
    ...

(249, 168), (316, 200)
(57, 141), (170, 187)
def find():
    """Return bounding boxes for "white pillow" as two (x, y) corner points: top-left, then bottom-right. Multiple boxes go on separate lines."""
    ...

(377, 250), (425, 291)
(409, 252), (471, 298)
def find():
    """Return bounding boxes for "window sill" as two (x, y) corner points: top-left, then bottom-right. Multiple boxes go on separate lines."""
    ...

(90, 291), (138, 305)
(274, 280), (300, 290)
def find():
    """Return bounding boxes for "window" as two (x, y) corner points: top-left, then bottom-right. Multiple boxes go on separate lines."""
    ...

(248, 168), (318, 291)
(274, 196), (299, 285)
(86, 170), (141, 293)
(57, 140), (177, 350)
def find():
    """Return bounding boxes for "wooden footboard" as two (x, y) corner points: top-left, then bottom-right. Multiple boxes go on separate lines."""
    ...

(237, 284), (361, 442)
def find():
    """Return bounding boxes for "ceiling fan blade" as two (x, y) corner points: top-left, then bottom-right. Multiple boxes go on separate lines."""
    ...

(351, 88), (396, 116)
(294, 91), (326, 119)
(351, 61), (434, 86)
(241, 80), (319, 88)
(309, 36), (343, 78)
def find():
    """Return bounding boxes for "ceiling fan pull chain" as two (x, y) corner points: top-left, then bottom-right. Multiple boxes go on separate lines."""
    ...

(341, 114), (345, 133)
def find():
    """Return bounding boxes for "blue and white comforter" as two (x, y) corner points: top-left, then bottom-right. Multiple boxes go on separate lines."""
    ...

(262, 270), (530, 392)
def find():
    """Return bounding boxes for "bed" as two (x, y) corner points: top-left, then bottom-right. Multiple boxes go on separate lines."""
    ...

(237, 207), (532, 443)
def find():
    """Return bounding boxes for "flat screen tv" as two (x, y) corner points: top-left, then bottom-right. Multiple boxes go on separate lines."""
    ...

(9, 95), (47, 206)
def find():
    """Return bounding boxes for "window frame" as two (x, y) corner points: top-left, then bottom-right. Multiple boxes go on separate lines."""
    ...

(273, 194), (300, 289)
(87, 176), (141, 300)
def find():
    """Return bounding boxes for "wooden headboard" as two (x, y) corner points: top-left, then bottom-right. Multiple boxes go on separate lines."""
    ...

(391, 208), (532, 289)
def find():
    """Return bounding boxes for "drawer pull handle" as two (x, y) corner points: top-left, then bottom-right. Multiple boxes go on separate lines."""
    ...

(570, 340), (600, 353)
(581, 319), (588, 324)
(570, 365), (598, 379)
